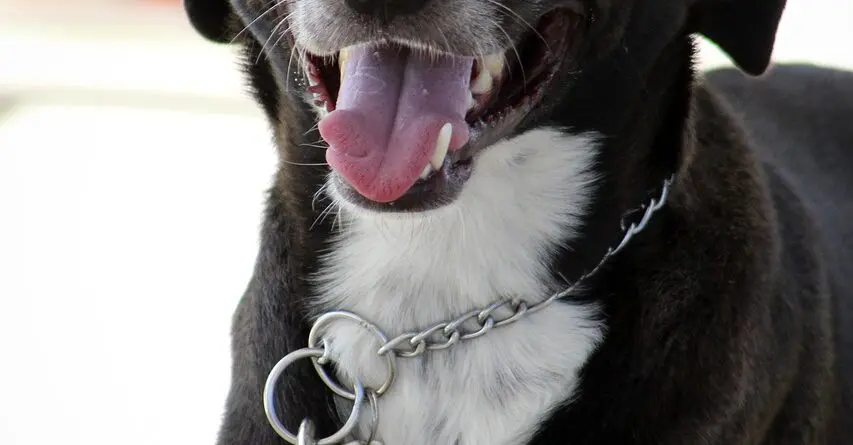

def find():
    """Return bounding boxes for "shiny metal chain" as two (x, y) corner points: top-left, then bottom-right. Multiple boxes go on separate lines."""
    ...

(377, 173), (673, 360)
(264, 175), (675, 445)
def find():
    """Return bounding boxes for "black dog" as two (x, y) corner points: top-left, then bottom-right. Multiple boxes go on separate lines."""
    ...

(183, 0), (853, 443)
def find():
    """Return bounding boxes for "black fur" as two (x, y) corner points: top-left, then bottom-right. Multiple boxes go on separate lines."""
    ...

(690, 0), (787, 75)
(183, 0), (236, 42)
(182, 0), (853, 443)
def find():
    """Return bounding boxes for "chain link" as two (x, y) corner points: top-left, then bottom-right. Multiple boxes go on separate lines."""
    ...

(264, 175), (674, 445)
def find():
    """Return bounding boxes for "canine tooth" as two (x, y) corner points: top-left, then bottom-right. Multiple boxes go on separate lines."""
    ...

(420, 164), (433, 180)
(431, 123), (452, 170)
(339, 48), (349, 78)
(483, 54), (504, 78)
(471, 68), (492, 95)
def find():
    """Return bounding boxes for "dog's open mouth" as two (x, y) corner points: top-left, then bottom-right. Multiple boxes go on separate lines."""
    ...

(300, 9), (581, 209)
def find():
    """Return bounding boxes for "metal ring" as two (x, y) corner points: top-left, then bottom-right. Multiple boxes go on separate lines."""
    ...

(264, 347), (365, 445)
(364, 391), (380, 445)
(307, 311), (397, 397)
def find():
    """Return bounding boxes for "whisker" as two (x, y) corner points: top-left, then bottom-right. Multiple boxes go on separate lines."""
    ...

(284, 22), (301, 91)
(282, 160), (329, 166)
(256, 11), (295, 65)
(312, 181), (331, 211)
(299, 143), (330, 149)
(333, 196), (354, 233)
(311, 201), (337, 231)
(303, 122), (321, 135)
(485, 17), (526, 86)
(305, 136), (328, 145)
(484, 0), (550, 51)
(231, 0), (289, 43)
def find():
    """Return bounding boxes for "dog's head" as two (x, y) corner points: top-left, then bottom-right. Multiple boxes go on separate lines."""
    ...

(184, 0), (785, 212)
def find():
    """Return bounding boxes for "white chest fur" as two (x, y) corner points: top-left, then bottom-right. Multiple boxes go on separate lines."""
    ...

(313, 129), (605, 445)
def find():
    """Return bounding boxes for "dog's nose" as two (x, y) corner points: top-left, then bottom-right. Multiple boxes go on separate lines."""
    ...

(345, 0), (429, 21)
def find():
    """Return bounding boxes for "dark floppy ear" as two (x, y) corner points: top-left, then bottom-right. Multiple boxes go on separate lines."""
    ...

(692, 0), (787, 76)
(183, 0), (237, 43)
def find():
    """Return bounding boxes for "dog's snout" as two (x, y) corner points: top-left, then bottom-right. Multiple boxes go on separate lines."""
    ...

(344, 0), (429, 22)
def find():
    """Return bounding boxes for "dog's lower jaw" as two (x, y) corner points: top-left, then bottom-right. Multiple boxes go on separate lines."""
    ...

(312, 128), (604, 445)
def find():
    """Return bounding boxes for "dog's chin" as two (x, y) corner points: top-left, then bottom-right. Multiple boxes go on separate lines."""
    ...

(328, 161), (472, 214)
(299, 8), (584, 214)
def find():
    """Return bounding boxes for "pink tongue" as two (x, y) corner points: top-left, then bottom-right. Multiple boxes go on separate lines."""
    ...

(319, 46), (473, 203)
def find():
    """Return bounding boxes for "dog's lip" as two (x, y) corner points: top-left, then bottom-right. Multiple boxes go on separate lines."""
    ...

(296, 37), (475, 58)
(285, 0), (587, 57)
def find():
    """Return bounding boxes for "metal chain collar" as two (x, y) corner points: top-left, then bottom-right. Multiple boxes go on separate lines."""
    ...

(264, 175), (675, 445)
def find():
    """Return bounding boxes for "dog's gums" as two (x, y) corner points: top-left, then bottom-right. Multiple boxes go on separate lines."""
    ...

(300, 8), (581, 209)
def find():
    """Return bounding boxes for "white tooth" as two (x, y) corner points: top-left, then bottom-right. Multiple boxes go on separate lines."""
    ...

(339, 48), (349, 78)
(471, 68), (493, 95)
(420, 164), (433, 180)
(483, 53), (505, 78)
(431, 123), (452, 170)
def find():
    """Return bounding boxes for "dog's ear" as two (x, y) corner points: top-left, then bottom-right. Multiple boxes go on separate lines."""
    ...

(184, 0), (237, 43)
(691, 0), (787, 76)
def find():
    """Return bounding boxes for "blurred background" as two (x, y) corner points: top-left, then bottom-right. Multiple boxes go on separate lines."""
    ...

(0, 0), (850, 444)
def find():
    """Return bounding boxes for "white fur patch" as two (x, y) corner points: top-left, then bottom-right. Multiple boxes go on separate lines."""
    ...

(312, 128), (605, 445)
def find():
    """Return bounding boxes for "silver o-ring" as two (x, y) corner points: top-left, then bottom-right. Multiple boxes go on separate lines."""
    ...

(364, 391), (380, 445)
(307, 311), (397, 397)
(264, 347), (365, 445)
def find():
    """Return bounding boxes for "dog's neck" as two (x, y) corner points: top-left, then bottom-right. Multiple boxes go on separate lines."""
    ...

(527, 36), (696, 290)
